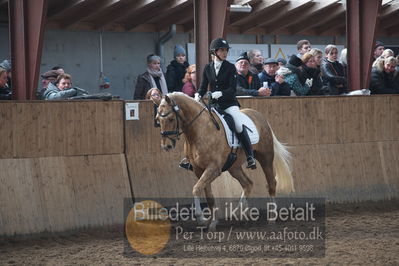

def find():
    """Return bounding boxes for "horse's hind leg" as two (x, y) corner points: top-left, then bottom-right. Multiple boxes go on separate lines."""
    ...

(228, 166), (254, 206)
(254, 150), (276, 197)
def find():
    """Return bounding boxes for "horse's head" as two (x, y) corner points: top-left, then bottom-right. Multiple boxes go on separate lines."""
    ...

(156, 95), (181, 151)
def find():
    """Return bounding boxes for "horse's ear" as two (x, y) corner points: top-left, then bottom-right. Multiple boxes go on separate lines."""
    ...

(165, 95), (171, 104)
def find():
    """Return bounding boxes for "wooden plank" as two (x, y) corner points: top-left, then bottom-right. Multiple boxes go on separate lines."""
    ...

(0, 154), (131, 236)
(0, 101), (124, 159)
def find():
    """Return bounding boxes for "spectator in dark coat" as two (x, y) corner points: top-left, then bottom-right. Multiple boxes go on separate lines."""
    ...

(258, 58), (279, 88)
(166, 45), (189, 92)
(134, 54), (168, 100)
(248, 49), (264, 74)
(302, 52), (327, 95)
(284, 55), (311, 96)
(369, 56), (399, 94)
(271, 67), (292, 96)
(235, 52), (270, 96)
(373, 41), (385, 62)
(320, 44), (347, 95)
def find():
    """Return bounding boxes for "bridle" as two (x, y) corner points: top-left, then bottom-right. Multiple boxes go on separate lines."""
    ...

(158, 98), (207, 146)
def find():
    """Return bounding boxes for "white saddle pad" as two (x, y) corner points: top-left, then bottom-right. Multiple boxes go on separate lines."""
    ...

(212, 108), (259, 148)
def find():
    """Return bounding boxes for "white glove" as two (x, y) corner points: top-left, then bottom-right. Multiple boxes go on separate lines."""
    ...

(305, 78), (313, 87)
(194, 93), (201, 102)
(211, 91), (223, 99)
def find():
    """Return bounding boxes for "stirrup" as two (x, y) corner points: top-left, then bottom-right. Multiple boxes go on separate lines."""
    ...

(246, 156), (256, 169)
(179, 158), (193, 171)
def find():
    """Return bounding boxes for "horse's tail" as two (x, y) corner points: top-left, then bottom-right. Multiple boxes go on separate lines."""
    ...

(271, 130), (295, 194)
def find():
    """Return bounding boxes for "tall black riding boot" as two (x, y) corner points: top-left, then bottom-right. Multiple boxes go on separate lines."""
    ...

(237, 127), (256, 169)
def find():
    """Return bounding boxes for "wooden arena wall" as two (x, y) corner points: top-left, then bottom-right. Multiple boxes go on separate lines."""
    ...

(1, 96), (398, 236)
(0, 101), (132, 236)
(125, 95), (399, 203)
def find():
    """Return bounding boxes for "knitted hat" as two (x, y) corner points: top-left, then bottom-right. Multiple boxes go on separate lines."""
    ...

(174, 45), (186, 57)
(277, 58), (287, 65)
(236, 52), (250, 63)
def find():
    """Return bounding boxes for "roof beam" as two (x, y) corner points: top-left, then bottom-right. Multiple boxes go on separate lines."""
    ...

(264, 0), (340, 34)
(289, 2), (345, 34)
(60, 0), (121, 29)
(154, 4), (193, 31)
(380, 1), (399, 18)
(93, 0), (158, 30)
(47, 0), (86, 19)
(124, 0), (188, 31)
(315, 12), (345, 35)
(230, 0), (285, 27)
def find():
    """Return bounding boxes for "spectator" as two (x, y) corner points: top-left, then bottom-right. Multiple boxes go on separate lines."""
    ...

(0, 67), (12, 100)
(182, 64), (197, 97)
(52, 66), (65, 73)
(259, 58), (279, 89)
(0, 59), (12, 88)
(134, 54), (168, 100)
(285, 55), (311, 96)
(372, 48), (394, 68)
(321, 44), (347, 95)
(270, 67), (292, 96)
(339, 48), (348, 76)
(166, 45), (189, 92)
(296, 39), (311, 58)
(37, 70), (62, 99)
(248, 49), (264, 74)
(302, 52), (326, 95)
(373, 41), (385, 61)
(369, 56), (399, 94)
(44, 73), (88, 100)
(309, 48), (323, 67)
(146, 87), (162, 128)
(277, 58), (287, 68)
(235, 52), (270, 97)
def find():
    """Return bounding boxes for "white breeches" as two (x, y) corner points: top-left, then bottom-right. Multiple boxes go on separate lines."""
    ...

(224, 106), (246, 133)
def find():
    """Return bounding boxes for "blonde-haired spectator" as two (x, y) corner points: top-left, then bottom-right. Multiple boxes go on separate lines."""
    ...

(182, 64), (197, 97)
(370, 56), (399, 94)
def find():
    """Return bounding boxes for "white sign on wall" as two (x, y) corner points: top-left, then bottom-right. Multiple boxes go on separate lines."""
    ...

(187, 43), (270, 64)
(125, 102), (139, 120)
(270, 44), (345, 60)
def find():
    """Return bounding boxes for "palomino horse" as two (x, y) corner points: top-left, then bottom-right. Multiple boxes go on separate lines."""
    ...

(154, 92), (294, 229)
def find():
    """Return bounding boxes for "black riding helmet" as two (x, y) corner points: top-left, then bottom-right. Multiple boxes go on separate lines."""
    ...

(209, 38), (230, 54)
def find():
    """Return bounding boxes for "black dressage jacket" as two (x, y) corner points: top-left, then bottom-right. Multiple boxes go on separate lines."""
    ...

(198, 60), (239, 110)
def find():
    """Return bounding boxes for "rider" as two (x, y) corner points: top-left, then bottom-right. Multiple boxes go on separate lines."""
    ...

(195, 37), (256, 169)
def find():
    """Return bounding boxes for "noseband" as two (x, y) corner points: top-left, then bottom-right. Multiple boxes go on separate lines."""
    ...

(158, 99), (206, 145)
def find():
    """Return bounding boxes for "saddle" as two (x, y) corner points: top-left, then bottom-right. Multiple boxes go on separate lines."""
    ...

(212, 108), (259, 147)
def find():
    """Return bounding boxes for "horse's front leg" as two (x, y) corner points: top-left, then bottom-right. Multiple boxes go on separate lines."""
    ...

(192, 167), (220, 227)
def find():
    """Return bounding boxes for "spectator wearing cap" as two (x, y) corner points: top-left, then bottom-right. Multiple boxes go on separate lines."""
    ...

(52, 66), (65, 73)
(44, 73), (88, 100)
(134, 54), (168, 100)
(258, 58), (279, 89)
(277, 58), (287, 68)
(321, 44), (347, 95)
(248, 49), (264, 74)
(270, 67), (292, 96)
(166, 44), (189, 93)
(284, 55), (311, 96)
(37, 70), (62, 99)
(0, 67), (12, 100)
(235, 52), (270, 96)
(373, 41), (385, 61)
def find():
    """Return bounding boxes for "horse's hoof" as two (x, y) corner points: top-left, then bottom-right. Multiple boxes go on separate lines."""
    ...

(209, 220), (218, 231)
